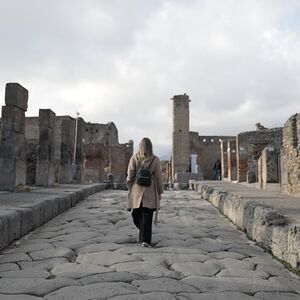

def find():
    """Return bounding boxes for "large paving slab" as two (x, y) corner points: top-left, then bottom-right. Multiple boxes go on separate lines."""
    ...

(0, 189), (299, 299)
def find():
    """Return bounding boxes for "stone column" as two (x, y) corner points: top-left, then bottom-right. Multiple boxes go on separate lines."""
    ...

(36, 109), (56, 186)
(58, 119), (73, 183)
(0, 83), (28, 191)
(228, 139), (237, 181)
(171, 94), (191, 179)
(220, 140), (228, 179)
(72, 118), (85, 183)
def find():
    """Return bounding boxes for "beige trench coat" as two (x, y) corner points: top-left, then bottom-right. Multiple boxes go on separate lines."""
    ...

(126, 154), (163, 210)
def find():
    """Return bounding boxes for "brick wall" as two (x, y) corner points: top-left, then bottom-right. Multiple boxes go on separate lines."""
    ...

(190, 133), (235, 180)
(236, 128), (282, 182)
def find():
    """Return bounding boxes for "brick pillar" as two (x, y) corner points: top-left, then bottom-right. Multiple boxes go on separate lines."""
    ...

(236, 135), (247, 182)
(220, 140), (228, 179)
(36, 109), (56, 186)
(58, 119), (73, 183)
(228, 139), (237, 181)
(0, 83), (28, 191)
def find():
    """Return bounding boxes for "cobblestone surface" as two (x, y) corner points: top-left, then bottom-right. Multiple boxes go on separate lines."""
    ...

(0, 190), (299, 299)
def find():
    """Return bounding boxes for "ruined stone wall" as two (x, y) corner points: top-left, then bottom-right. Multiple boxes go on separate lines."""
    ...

(236, 128), (282, 182)
(282, 114), (300, 195)
(83, 143), (105, 182)
(84, 122), (119, 145)
(190, 133), (235, 180)
(83, 122), (132, 183)
(109, 142), (133, 182)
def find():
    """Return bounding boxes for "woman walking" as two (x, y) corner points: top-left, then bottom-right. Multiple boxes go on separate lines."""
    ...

(126, 137), (163, 247)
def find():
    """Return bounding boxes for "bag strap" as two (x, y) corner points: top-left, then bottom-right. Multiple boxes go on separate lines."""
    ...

(148, 156), (155, 169)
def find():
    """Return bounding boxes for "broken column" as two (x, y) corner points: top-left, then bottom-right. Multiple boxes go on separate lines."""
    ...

(0, 83), (28, 191)
(72, 118), (85, 183)
(58, 119), (74, 183)
(36, 109), (56, 186)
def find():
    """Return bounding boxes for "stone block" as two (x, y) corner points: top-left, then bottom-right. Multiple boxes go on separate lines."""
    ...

(0, 144), (27, 190)
(36, 109), (56, 186)
(39, 109), (55, 129)
(0, 210), (21, 250)
(5, 82), (28, 111)
(1, 106), (25, 134)
(175, 172), (203, 184)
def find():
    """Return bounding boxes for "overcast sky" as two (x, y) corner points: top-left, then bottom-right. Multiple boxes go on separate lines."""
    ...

(1, 0), (300, 157)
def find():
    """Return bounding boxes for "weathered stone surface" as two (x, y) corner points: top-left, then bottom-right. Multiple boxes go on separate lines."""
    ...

(29, 248), (75, 261)
(1, 105), (26, 133)
(0, 295), (43, 300)
(76, 251), (138, 266)
(197, 182), (300, 271)
(132, 278), (198, 293)
(205, 258), (255, 270)
(182, 276), (293, 294)
(254, 291), (300, 300)
(6, 242), (55, 253)
(0, 268), (49, 278)
(78, 271), (143, 285)
(19, 258), (69, 270)
(0, 252), (31, 264)
(216, 268), (269, 279)
(0, 189), (299, 298)
(44, 282), (139, 300)
(0, 277), (79, 296)
(77, 242), (123, 254)
(207, 251), (246, 260)
(58, 119), (73, 184)
(179, 291), (257, 300)
(51, 262), (110, 278)
(0, 263), (19, 272)
(36, 109), (56, 186)
(5, 82), (28, 111)
(111, 261), (179, 279)
(171, 262), (221, 276)
(109, 292), (177, 300)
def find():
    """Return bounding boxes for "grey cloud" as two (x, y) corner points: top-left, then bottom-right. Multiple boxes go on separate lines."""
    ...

(1, 0), (300, 156)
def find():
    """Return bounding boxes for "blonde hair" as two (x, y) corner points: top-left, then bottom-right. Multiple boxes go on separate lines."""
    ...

(137, 137), (153, 161)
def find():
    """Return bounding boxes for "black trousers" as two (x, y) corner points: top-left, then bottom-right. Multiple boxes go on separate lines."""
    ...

(132, 203), (155, 244)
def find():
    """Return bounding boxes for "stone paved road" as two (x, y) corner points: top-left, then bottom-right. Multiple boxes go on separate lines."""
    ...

(0, 190), (300, 300)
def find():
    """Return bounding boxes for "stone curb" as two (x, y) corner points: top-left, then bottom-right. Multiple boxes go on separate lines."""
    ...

(195, 183), (300, 272)
(0, 183), (107, 251)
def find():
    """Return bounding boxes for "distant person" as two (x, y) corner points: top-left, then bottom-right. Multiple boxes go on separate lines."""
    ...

(213, 159), (221, 180)
(126, 137), (163, 247)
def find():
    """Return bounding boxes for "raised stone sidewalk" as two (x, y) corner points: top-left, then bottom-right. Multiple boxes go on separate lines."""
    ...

(196, 181), (300, 273)
(0, 183), (106, 251)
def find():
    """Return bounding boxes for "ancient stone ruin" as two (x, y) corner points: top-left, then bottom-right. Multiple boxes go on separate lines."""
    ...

(0, 83), (28, 191)
(171, 93), (300, 196)
(0, 83), (133, 191)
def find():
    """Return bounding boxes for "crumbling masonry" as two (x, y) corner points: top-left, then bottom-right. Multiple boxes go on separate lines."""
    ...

(0, 83), (133, 191)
